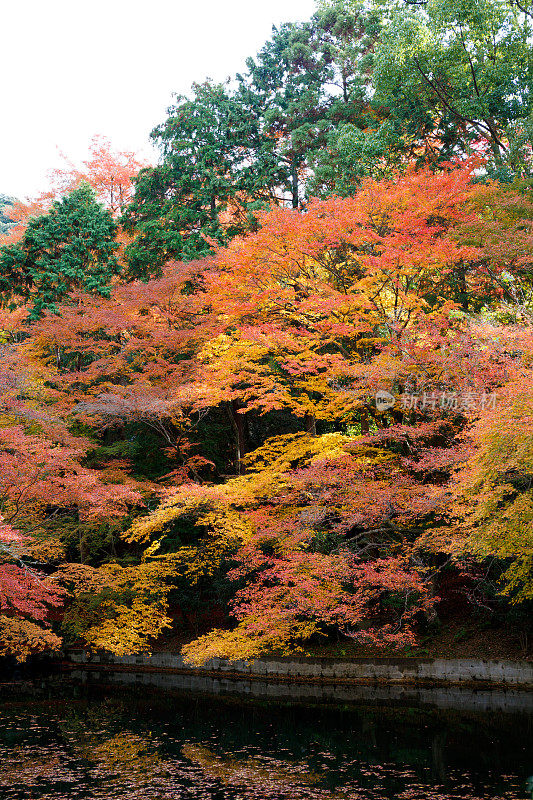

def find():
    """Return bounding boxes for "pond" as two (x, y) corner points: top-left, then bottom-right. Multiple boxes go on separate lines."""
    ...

(0, 676), (532, 799)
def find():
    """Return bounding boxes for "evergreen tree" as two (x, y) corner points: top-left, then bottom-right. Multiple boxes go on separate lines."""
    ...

(0, 183), (120, 318)
(122, 10), (382, 278)
(122, 80), (281, 279)
(372, 0), (533, 177)
(0, 194), (16, 237)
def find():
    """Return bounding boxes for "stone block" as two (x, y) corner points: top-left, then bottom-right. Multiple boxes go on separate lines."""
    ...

(250, 660), (268, 675)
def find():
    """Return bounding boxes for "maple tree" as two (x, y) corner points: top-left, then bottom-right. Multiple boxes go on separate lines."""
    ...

(0, 339), (146, 659)
(1, 136), (146, 245)
(30, 163), (494, 469)
(453, 179), (533, 319)
(191, 161), (492, 447)
(46, 135), (146, 217)
(0, 516), (63, 661)
(3, 153), (532, 663)
(57, 556), (175, 656)
(452, 335), (533, 604)
(1, 0), (533, 672)
(129, 420), (463, 664)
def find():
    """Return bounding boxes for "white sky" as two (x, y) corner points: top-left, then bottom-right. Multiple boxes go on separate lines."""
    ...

(1, 0), (317, 200)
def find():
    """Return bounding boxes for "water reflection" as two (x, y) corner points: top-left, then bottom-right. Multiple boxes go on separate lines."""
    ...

(0, 682), (531, 799)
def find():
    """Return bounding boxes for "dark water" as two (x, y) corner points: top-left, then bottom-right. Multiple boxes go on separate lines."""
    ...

(0, 679), (532, 799)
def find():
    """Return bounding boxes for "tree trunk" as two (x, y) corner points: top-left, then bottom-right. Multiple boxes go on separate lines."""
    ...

(458, 262), (468, 311)
(291, 162), (299, 209)
(304, 412), (317, 436)
(227, 400), (248, 474)
(391, 408), (404, 425)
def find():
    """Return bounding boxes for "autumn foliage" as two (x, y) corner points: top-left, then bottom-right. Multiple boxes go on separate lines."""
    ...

(1, 153), (532, 664)
(1, 136), (146, 244)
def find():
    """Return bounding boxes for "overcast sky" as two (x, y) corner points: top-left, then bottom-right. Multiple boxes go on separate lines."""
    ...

(1, 0), (317, 200)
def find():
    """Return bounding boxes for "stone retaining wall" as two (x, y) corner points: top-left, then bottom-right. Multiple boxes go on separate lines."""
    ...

(67, 651), (533, 688)
(69, 667), (533, 713)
